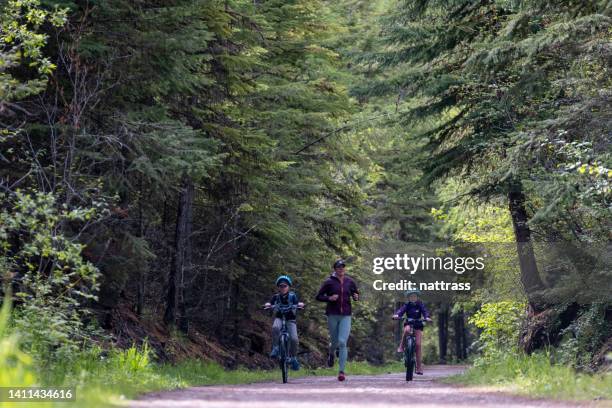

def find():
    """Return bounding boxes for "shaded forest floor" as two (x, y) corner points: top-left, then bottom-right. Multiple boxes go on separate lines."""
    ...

(102, 301), (331, 369)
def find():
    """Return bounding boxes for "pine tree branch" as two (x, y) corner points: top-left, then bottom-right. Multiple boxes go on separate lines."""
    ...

(293, 112), (394, 154)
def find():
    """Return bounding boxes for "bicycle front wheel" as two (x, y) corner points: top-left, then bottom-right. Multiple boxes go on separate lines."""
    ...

(405, 337), (414, 381)
(280, 335), (289, 383)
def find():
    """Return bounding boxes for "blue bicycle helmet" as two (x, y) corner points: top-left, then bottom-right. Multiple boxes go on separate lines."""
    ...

(404, 289), (421, 297)
(276, 275), (292, 286)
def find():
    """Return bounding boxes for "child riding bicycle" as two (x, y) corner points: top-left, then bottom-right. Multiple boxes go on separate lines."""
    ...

(264, 275), (304, 370)
(392, 289), (432, 375)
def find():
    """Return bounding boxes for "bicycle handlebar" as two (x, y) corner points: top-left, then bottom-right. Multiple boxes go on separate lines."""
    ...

(392, 316), (430, 324)
(262, 304), (305, 311)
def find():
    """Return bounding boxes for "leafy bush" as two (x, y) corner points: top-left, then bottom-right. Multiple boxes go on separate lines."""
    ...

(0, 191), (104, 366)
(469, 301), (526, 362)
(558, 302), (612, 370)
(1, 0), (67, 102)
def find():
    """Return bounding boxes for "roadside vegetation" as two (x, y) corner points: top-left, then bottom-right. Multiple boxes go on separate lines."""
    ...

(447, 353), (612, 401)
(446, 300), (611, 401)
(2, 296), (403, 408)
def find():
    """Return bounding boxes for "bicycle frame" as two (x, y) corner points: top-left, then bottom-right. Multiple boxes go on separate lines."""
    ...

(268, 303), (300, 384)
(402, 318), (423, 381)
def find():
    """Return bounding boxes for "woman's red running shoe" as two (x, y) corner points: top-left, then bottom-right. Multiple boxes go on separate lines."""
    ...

(338, 371), (345, 381)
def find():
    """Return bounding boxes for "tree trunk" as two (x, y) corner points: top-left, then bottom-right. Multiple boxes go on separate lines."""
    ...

(508, 179), (545, 313)
(136, 177), (145, 317)
(230, 279), (240, 344)
(394, 301), (402, 347)
(453, 309), (466, 360)
(438, 303), (449, 364)
(461, 312), (468, 359)
(164, 177), (194, 331)
(369, 298), (387, 364)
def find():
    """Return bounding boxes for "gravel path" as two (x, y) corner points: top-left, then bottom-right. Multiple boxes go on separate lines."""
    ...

(129, 365), (608, 408)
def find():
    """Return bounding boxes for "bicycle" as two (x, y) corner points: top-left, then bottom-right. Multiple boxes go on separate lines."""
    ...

(264, 303), (303, 383)
(393, 317), (426, 381)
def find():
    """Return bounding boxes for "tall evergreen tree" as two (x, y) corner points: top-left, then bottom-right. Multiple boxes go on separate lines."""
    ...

(355, 0), (611, 311)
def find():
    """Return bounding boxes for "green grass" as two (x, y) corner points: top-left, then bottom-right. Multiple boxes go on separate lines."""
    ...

(3, 347), (406, 408)
(445, 352), (612, 402)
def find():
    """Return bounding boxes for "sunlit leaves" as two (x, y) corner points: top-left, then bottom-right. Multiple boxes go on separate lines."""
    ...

(0, 191), (102, 301)
(1, 191), (105, 365)
(469, 300), (526, 362)
(0, 0), (67, 102)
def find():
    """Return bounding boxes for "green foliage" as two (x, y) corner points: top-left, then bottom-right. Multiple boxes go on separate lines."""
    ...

(430, 193), (526, 303)
(0, 191), (102, 365)
(357, 0), (611, 240)
(558, 302), (612, 371)
(0, 191), (101, 300)
(114, 343), (151, 375)
(448, 352), (612, 401)
(354, 0), (611, 369)
(469, 301), (527, 362)
(0, 294), (36, 388)
(0, 0), (66, 102)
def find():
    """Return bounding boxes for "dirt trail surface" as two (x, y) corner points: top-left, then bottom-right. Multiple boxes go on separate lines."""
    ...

(129, 365), (606, 408)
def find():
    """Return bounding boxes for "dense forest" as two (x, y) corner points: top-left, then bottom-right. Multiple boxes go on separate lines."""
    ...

(1, 0), (610, 394)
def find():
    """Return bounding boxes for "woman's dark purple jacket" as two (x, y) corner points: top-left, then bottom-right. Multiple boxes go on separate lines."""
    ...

(315, 273), (359, 316)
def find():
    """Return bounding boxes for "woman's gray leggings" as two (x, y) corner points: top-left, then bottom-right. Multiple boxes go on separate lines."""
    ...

(327, 315), (352, 372)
